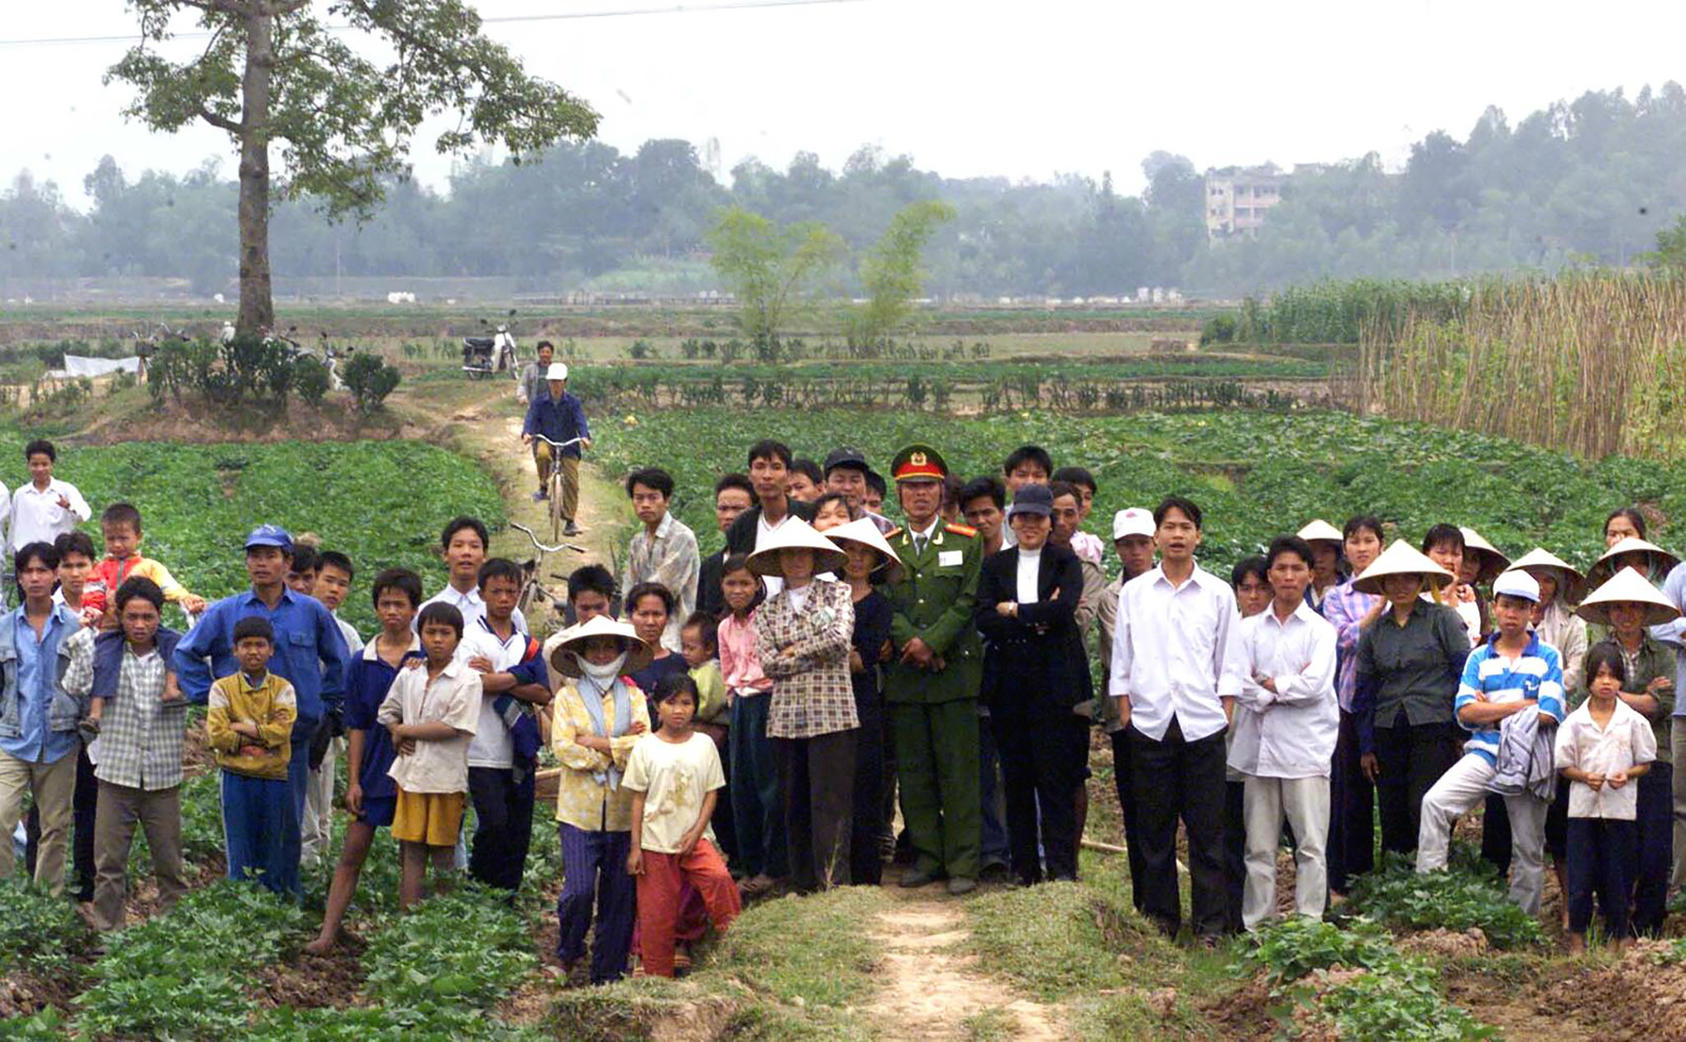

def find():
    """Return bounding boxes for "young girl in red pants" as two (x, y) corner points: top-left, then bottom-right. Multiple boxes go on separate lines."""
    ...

(624, 673), (741, 977)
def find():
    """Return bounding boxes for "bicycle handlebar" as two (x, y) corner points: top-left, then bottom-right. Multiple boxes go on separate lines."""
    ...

(508, 521), (586, 555)
(529, 435), (584, 450)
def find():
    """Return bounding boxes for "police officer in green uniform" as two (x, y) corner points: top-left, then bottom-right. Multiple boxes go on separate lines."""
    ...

(881, 444), (984, 895)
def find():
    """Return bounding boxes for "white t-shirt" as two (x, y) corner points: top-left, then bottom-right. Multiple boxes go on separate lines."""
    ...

(377, 659), (481, 794)
(1554, 698), (1657, 820)
(755, 514), (793, 597)
(621, 731), (725, 854)
(418, 585), (528, 637)
(1017, 548), (1042, 604)
(459, 618), (531, 769)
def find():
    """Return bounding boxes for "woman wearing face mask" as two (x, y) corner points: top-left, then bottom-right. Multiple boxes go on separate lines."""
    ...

(545, 616), (653, 985)
(749, 519), (858, 893)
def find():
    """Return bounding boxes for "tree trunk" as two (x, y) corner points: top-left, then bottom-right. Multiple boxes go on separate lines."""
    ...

(235, 6), (275, 335)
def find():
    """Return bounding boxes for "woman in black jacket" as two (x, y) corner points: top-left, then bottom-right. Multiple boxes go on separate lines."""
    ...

(974, 484), (1092, 884)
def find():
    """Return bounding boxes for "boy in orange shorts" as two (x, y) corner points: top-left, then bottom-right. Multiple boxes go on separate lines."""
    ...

(378, 602), (480, 910)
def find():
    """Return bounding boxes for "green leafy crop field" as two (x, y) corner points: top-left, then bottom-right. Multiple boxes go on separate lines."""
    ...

(594, 407), (1685, 574)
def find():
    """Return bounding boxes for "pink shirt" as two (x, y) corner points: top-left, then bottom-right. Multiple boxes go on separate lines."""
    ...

(718, 610), (773, 697)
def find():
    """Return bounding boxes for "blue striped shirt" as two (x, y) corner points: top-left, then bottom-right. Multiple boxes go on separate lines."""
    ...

(1455, 632), (1565, 765)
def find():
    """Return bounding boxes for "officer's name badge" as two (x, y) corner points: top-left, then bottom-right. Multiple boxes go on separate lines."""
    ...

(938, 551), (964, 567)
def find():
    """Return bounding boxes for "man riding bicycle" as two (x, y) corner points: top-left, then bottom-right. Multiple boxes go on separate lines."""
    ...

(521, 362), (591, 536)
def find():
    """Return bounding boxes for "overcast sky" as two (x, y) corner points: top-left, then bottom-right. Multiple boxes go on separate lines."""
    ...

(5, 0), (1685, 209)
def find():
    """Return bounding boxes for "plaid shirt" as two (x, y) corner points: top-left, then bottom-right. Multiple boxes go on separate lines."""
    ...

(63, 629), (186, 790)
(1321, 577), (1380, 713)
(625, 512), (700, 652)
(756, 579), (858, 739)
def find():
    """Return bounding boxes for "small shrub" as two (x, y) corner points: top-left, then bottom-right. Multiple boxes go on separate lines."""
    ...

(363, 887), (535, 1013)
(293, 356), (331, 406)
(0, 874), (90, 976)
(1321, 970), (1496, 1041)
(342, 352), (401, 413)
(1344, 849), (1546, 950)
(1243, 916), (1396, 986)
(1200, 314), (1239, 345)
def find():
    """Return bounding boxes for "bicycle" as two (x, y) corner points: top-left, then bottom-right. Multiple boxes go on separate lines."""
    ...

(527, 434), (584, 541)
(508, 521), (587, 623)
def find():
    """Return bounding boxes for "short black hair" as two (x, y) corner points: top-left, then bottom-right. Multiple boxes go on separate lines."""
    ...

(959, 476), (1005, 511)
(536, 340), (555, 354)
(371, 567), (424, 610)
(747, 439), (793, 468)
(1153, 496), (1203, 530)
(1420, 523), (1464, 554)
(1047, 480), (1080, 506)
(1266, 535), (1316, 571)
(1584, 643), (1628, 687)
(1605, 507), (1647, 540)
(14, 541), (59, 576)
(316, 550), (353, 581)
(115, 576), (165, 613)
(23, 439), (54, 463)
(680, 610), (718, 650)
(1003, 445), (1053, 478)
(715, 473), (755, 500)
(652, 671), (700, 706)
(1343, 514), (1384, 544)
(625, 581), (675, 616)
(101, 502), (143, 534)
(864, 470), (886, 498)
(567, 564), (616, 605)
(790, 458), (823, 486)
(288, 544), (320, 575)
(942, 473), (964, 510)
(811, 491), (858, 522)
(720, 552), (755, 578)
(625, 467), (675, 500)
(478, 557), (523, 590)
(53, 530), (97, 563)
(441, 516), (489, 552)
(417, 601), (465, 637)
(1230, 555), (1269, 589)
(233, 616), (274, 644)
(1051, 466), (1096, 494)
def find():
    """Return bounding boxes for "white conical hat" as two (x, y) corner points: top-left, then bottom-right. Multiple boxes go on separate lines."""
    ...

(824, 517), (905, 584)
(1574, 566), (1681, 628)
(746, 517), (849, 578)
(1510, 547), (1586, 605)
(1297, 519), (1344, 546)
(543, 615), (654, 679)
(1586, 536), (1680, 590)
(1351, 539), (1456, 596)
(1457, 527), (1510, 585)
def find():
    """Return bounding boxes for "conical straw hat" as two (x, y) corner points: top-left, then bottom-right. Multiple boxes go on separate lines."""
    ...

(824, 517), (905, 584)
(543, 615), (654, 679)
(747, 517), (849, 578)
(1458, 527), (1510, 585)
(1351, 539), (1456, 596)
(1510, 547), (1586, 605)
(1297, 519), (1344, 546)
(1586, 536), (1681, 590)
(1574, 566), (1681, 628)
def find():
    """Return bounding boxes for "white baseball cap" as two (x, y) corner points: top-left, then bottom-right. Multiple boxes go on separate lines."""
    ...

(1112, 507), (1155, 541)
(1491, 569), (1541, 604)
(545, 362), (569, 381)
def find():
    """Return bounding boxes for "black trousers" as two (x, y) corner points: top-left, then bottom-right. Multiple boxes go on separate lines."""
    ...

(25, 741), (97, 900)
(850, 705), (885, 885)
(993, 708), (1086, 884)
(1633, 763), (1673, 937)
(774, 729), (858, 891)
(1326, 709), (1374, 892)
(1481, 794), (1513, 876)
(1373, 721), (1460, 856)
(1223, 779), (1246, 933)
(1567, 817), (1636, 938)
(1109, 729), (1147, 911)
(467, 766), (536, 894)
(1129, 720), (1228, 938)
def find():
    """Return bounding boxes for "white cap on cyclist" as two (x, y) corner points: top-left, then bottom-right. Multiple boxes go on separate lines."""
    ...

(546, 362), (569, 382)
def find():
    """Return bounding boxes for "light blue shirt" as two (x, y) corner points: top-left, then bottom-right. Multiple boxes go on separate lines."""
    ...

(0, 608), (78, 765)
(1651, 562), (1686, 716)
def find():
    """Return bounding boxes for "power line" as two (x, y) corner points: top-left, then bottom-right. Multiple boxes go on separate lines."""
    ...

(0, 0), (865, 48)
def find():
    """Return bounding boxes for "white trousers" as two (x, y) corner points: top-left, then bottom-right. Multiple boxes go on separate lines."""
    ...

(1241, 774), (1330, 930)
(1416, 752), (1547, 915)
(301, 737), (342, 865)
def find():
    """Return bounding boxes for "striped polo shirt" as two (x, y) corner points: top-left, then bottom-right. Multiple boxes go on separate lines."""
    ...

(1455, 631), (1566, 765)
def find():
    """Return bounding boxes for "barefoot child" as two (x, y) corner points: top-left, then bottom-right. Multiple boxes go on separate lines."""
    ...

(378, 602), (480, 911)
(1555, 644), (1656, 952)
(624, 673), (741, 978)
(306, 569), (425, 953)
(205, 618), (298, 893)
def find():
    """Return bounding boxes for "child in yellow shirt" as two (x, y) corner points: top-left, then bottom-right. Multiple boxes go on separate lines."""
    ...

(205, 618), (297, 893)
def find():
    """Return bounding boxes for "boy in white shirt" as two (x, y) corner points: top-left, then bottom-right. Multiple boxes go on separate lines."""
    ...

(1555, 643), (1656, 952)
(378, 602), (480, 911)
(10, 440), (91, 554)
(1229, 536), (1338, 931)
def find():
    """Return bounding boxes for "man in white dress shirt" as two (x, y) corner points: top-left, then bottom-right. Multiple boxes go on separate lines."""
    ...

(419, 517), (528, 635)
(1109, 496), (1245, 941)
(10, 440), (92, 554)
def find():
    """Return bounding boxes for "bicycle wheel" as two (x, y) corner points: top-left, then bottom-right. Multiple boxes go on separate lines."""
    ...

(549, 466), (566, 542)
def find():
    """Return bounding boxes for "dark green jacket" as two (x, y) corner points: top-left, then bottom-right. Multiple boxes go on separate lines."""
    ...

(881, 522), (983, 704)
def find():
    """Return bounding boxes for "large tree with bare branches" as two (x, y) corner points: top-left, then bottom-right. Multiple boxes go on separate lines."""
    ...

(109, 1), (598, 332)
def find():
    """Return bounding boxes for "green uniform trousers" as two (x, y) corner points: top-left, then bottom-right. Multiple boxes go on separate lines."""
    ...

(891, 698), (981, 879)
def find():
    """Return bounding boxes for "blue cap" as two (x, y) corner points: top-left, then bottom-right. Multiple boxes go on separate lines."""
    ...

(244, 524), (293, 552)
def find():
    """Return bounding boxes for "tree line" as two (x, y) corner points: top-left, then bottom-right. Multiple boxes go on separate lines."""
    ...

(4, 83), (1684, 299)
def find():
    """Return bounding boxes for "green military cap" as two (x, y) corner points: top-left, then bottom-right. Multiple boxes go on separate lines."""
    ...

(890, 443), (948, 483)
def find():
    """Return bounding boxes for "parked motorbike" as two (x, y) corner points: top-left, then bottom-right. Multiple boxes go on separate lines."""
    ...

(462, 315), (518, 379)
